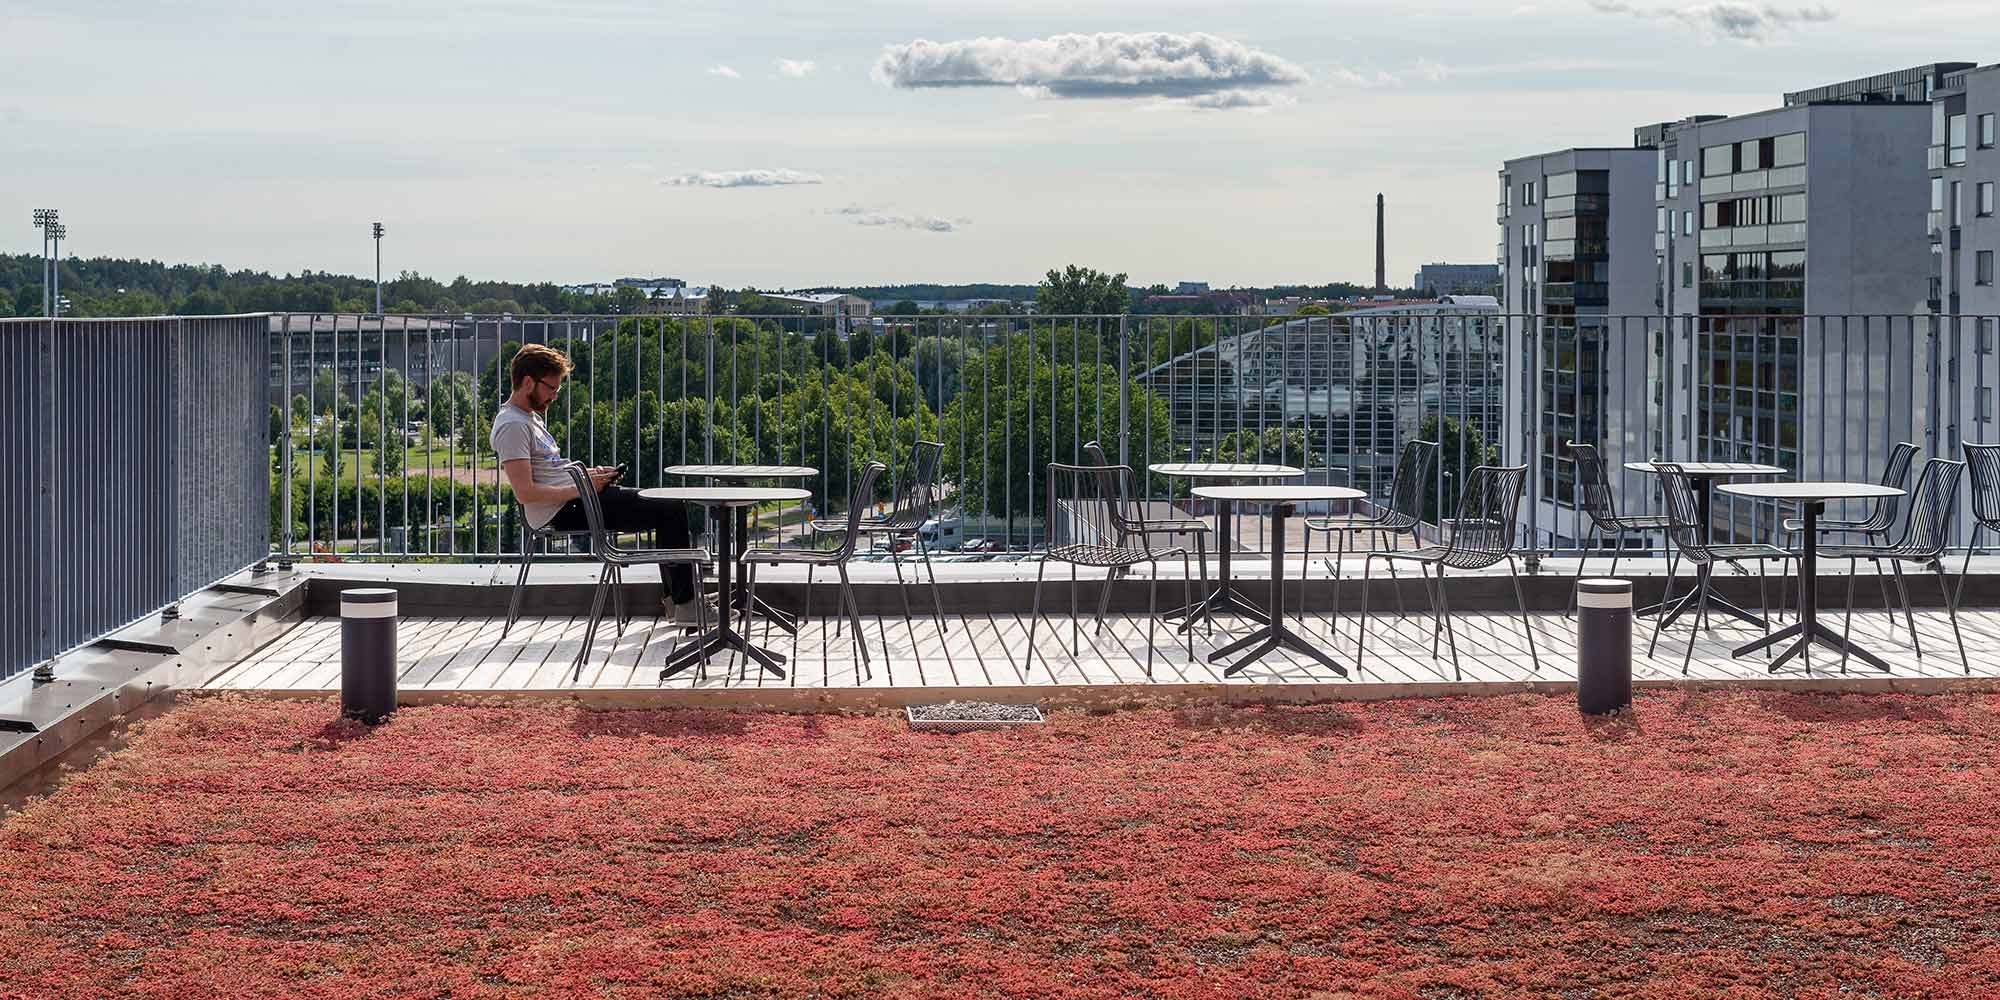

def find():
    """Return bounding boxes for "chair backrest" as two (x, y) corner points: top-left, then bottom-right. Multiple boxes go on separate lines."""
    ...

(1384, 439), (1438, 528)
(1963, 441), (2000, 527)
(1081, 440), (1140, 536)
(1857, 441), (1919, 533)
(1894, 457), (1963, 557)
(882, 440), (945, 527)
(1567, 440), (1619, 528)
(1441, 464), (1526, 565)
(562, 462), (618, 555)
(1044, 462), (1143, 563)
(1651, 462), (1711, 561)
(826, 461), (889, 559)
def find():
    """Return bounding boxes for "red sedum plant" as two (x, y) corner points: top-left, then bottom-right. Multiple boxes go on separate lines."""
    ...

(4, 691), (2000, 998)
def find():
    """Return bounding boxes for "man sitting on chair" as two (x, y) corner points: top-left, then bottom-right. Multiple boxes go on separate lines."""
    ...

(491, 344), (707, 624)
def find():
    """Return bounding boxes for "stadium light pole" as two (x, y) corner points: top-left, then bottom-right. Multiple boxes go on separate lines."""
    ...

(48, 222), (66, 317)
(32, 209), (57, 317)
(372, 222), (384, 314)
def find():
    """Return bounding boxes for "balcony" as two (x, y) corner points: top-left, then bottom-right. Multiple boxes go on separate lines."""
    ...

(10, 309), (2000, 996)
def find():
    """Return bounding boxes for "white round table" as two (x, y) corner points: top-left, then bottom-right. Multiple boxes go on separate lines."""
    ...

(1624, 461), (1787, 627)
(664, 466), (819, 633)
(1716, 481), (1906, 674)
(1193, 484), (1365, 677)
(641, 486), (813, 679)
(1152, 462), (1305, 631)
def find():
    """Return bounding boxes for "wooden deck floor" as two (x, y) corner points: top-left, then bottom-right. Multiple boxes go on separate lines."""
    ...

(205, 599), (2000, 702)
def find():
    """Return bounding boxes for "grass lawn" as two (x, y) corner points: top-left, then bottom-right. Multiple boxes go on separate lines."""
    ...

(5, 692), (2000, 998)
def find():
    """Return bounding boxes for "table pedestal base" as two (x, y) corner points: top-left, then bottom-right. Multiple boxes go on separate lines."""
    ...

(659, 625), (788, 680)
(1167, 586), (1269, 633)
(1732, 620), (1892, 674)
(1202, 501), (1347, 678)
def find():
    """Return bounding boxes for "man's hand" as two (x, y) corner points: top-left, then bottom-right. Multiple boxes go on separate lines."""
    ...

(587, 467), (619, 492)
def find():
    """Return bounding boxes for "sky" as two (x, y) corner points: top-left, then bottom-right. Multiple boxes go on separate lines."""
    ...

(2, 0), (1996, 289)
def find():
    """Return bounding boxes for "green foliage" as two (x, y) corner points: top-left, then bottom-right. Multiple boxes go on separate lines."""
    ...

(1209, 428), (1315, 468)
(1420, 415), (1501, 522)
(1036, 265), (1130, 316)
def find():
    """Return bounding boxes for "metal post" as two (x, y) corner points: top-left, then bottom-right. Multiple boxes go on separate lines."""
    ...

(372, 222), (384, 314)
(340, 588), (399, 724)
(1575, 577), (1632, 715)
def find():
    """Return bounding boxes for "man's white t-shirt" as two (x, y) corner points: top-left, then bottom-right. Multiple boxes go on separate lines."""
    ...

(489, 402), (570, 528)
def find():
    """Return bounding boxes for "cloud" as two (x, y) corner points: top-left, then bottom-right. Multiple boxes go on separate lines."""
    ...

(706, 65), (740, 79)
(852, 213), (964, 232)
(872, 32), (1308, 110)
(1177, 90), (1294, 111)
(1586, 1), (1837, 41)
(662, 169), (824, 188)
(1328, 66), (1403, 89)
(777, 58), (816, 78)
(826, 203), (878, 215)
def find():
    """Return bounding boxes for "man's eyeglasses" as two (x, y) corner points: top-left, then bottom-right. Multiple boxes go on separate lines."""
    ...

(534, 377), (564, 395)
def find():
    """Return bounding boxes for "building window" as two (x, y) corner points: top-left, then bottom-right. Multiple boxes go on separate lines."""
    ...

(1983, 388), (1994, 424)
(1980, 182), (1994, 218)
(1682, 210), (1694, 236)
(1657, 206), (1668, 233)
(1982, 113), (1997, 149)
(1683, 160), (1694, 185)
(1953, 181), (1963, 227)
(1949, 113), (1967, 166)
(1682, 261), (1693, 288)
(1772, 132), (1805, 167)
(1524, 181), (1537, 206)
(1981, 318), (1996, 355)
(1980, 251), (1996, 287)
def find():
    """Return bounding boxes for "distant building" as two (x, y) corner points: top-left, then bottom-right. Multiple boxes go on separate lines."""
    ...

(1175, 281), (1211, 294)
(765, 292), (872, 320)
(640, 286), (708, 315)
(1412, 263), (1500, 297)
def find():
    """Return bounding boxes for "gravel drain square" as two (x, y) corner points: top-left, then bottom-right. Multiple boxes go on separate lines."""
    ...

(905, 702), (1045, 733)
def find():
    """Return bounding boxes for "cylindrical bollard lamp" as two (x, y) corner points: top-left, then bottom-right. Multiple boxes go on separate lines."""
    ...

(340, 588), (399, 724)
(1575, 578), (1632, 716)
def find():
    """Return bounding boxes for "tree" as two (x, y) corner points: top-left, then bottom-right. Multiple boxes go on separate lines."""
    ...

(1036, 265), (1129, 316)
(1295, 303), (1331, 316)
(1209, 428), (1313, 468)
(1419, 415), (1500, 522)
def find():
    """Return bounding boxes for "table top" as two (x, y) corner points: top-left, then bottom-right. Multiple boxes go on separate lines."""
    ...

(665, 464), (818, 479)
(1624, 461), (1787, 477)
(1716, 482), (1905, 502)
(641, 486), (813, 507)
(1151, 462), (1305, 479)
(1193, 485), (1367, 504)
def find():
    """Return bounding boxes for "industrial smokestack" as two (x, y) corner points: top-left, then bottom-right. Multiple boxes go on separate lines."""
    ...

(1374, 193), (1386, 293)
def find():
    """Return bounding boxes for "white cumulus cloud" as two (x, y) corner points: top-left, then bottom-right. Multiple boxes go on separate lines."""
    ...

(777, 58), (817, 78)
(872, 32), (1308, 110)
(852, 213), (963, 232)
(662, 169), (824, 188)
(706, 65), (740, 78)
(1586, 1), (1836, 41)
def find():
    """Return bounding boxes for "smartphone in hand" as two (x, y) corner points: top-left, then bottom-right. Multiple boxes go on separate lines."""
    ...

(612, 463), (630, 484)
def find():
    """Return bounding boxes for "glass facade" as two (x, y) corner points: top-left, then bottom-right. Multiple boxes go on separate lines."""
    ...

(1538, 169), (1612, 508)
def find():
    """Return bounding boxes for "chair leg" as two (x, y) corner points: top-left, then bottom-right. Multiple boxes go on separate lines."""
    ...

(918, 534), (948, 635)
(1889, 559), (1920, 658)
(1328, 529), (1349, 640)
(1383, 530), (1408, 619)
(742, 561), (761, 681)
(1954, 524), (1979, 611)
(573, 562), (613, 683)
(610, 564), (628, 633)
(1648, 558), (1681, 658)
(1355, 555), (1375, 672)
(1420, 563), (1442, 658)
(1756, 558), (1771, 658)
(1433, 565), (1460, 682)
(837, 563), (870, 678)
(1145, 561), (1160, 681)
(1027, 558), (1049, 674)
(1195, 532), (1211, 639)
(1509, 556), (1538, 674)
(1681, 566), (1710, 676)
(1935, 559), (1969, 675)
(1094, 562), (1115, 637)
(1069, 563), (1081, 656)
(804, 563), (821, 680)
(1566, 522), (1596, 619)
(1874, 562), (1898, 643)
(1840, 556), (1858, 675)
(504, 542), (535, 639)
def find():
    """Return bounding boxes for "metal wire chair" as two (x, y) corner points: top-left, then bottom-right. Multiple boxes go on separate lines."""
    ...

(1646, 462), (1795, 675)
(1565, 441), (1676, 618)
(1027, 462), (1193, 679)
(1823, 457), (1967, 673)
(1782, 441), (1917, 539)
(1305, 438), (1435, 633)
(810, 440), (948, 635)
(502, 504), (593, 639)
(1954, 441), (2000, 609)
(1355, 464), (1538, 679)
(743, 461), (885, 680)
(561, 463), (710, 682)
(1083, 440), (1207, 612)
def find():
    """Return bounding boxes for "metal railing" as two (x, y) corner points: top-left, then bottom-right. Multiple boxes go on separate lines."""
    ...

(2, 315), (269, 681)
(262, 310), (2000, 566)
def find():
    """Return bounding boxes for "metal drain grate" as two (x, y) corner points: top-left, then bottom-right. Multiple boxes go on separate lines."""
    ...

(905, 702), (1045, 733)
